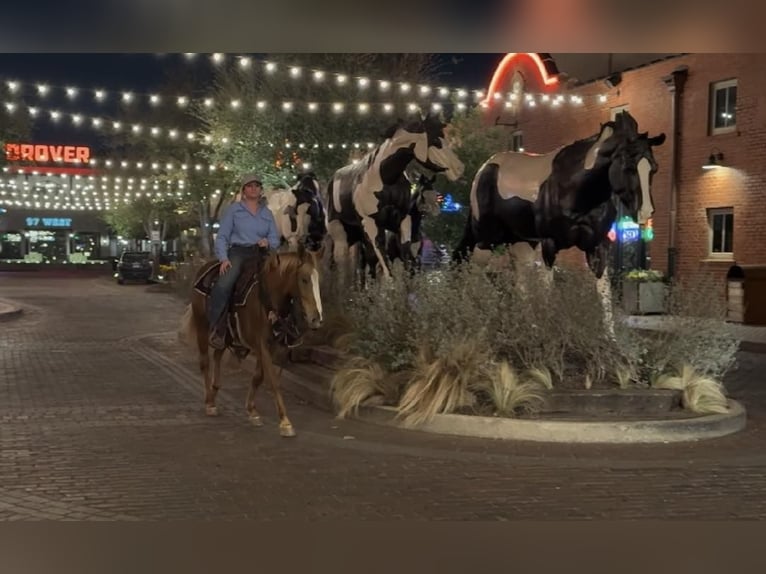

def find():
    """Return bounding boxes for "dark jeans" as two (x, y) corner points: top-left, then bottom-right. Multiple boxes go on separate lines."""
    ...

(207, 245), (262, 329)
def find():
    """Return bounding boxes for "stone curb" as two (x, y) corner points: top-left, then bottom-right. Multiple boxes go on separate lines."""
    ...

(275, 346), (747, 444)
(281, 366), (747, 443)
(354, 400), (747, 444)
(0, 299), (23, 322)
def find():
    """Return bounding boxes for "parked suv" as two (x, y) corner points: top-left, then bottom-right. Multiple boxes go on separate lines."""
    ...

(115, 251), (153, 284)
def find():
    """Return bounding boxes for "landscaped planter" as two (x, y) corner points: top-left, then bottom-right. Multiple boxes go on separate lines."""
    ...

(622, 280), (667, 314)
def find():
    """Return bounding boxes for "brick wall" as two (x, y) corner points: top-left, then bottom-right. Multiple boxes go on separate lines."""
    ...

(486, 54), (766, 293)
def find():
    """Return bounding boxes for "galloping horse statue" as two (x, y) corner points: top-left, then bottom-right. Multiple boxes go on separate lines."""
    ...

(453, 110), (666, 329)
(326, 112), (464, 286)
(179, 243), (324, 437)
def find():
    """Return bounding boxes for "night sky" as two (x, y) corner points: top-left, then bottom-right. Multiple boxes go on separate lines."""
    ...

(0, 53), (503, 91)
(0, 53), (504, 152)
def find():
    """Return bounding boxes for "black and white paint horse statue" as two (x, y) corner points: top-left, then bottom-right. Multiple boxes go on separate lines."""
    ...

(453, 110), (666, 333)
(263, 172), (327, 252)
(326, 113), (464, 284)
(358, 172), (441, 280)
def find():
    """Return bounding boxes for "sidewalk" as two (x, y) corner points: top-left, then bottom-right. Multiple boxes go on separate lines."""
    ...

(625, 314), (766, 346)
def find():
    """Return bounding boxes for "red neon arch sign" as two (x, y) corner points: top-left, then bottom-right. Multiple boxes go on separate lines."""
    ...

(481, 53), (559, 107)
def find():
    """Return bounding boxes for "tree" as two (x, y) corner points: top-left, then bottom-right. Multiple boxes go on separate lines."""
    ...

(102, 65), (232, 258)
(0, 85), (32, 170)
(102, 203), (146, 240)
(195, 54), (438, 185)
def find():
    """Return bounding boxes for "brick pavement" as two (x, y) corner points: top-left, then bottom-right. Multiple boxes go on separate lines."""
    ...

(1, 271), (766, 520)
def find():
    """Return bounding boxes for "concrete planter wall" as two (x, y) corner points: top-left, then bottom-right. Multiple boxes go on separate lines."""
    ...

(622, 281), (667, 315)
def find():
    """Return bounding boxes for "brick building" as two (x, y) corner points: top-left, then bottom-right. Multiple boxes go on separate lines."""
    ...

(484, 53), (766, 293)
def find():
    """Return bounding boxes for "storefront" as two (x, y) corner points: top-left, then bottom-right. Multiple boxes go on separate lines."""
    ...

(0, 208), (118, 264)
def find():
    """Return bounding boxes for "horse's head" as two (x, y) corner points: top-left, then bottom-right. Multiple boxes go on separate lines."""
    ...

(597, 111), (666, 225)
(384, 113), (465, 182)
(290, 172), (327, 251)
(412, 173), (441, 217)
(267, 243), (324, 330)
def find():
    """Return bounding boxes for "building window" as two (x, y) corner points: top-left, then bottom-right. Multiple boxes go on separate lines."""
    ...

(511, 131), (524, 152)
(710, 79), (737, 134)
(610, 104), (629, 120)
(708, 208), (734, 257)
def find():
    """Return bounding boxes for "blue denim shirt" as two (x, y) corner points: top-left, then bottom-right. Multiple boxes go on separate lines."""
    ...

(214, 199), (281, 262)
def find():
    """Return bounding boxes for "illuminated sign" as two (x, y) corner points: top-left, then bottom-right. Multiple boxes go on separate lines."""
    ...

(608, 216), (654, 243)
(25, 217), (72, 228)
(4, 143), (91, 165)
(482, 53), (560, 107)
(439, 193), (463, 213)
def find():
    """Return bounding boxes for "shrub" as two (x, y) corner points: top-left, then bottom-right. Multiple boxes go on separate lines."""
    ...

(319, 249), (741, 423)
(652, 364), (730, 415)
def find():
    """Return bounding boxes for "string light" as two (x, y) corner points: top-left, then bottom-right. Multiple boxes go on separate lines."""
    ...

(2, 70), (609, 110)
(0, 172), (188, 211)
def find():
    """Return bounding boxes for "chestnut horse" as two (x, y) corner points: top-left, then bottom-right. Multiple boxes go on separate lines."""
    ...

(178, 244), (324, 437)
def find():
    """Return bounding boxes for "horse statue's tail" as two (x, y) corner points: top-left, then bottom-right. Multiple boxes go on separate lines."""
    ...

(177, 303), (196, 348)
(452, 206), (475, 264)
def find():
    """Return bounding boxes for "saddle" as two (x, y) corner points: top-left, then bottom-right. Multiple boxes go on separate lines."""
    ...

(193, 256), (303, 357)
(193, 258), (262, 307)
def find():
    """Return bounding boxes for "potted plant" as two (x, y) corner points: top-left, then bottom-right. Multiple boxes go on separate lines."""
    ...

(622, 268), (667, 314)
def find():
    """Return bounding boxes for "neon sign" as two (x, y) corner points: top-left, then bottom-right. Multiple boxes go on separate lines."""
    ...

(439, 193), (462, 213)
(25, 217), (73, 228)
(608, 216), (654, 243)
(5, 143), (91, 164)
(482, 53), (560, 107)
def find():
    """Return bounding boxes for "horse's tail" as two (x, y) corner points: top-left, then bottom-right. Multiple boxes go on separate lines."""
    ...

(177, 303), (196, 348)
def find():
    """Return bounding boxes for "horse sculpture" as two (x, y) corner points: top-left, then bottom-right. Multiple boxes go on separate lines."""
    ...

(358, 172), (441, 280)
(326, 113), (464, 286)
(268, 172), (327, 252)
(453, 110), (666, 329)
(179, 244), (324, 437)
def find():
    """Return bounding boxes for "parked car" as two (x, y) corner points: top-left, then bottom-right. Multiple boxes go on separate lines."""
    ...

(115, 251), (153, 284)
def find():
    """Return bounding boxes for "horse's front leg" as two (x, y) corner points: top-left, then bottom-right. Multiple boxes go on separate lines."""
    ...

(256, 339), (296, 438)
(328, 220), (351, 287)
(206, 348), (225, 415)
(586, 241), (615, 338)
(595, 266), (616, 339)
(398, 214), (414, 269)
(361, 216), (391, 279)
(245, 357), (265, 426)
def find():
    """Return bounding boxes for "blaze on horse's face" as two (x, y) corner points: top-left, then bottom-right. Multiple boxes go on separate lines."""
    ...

(599, 112), (666, 225)
(386, 114), (465, 182)
(291, 173), (327, 251)
(290, 244), (324, 330)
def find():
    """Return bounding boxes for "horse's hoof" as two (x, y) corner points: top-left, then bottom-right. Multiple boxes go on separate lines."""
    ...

(249, 415), (263, 427)
(280, 425), (296, 438)
(205, 406), (219, 417)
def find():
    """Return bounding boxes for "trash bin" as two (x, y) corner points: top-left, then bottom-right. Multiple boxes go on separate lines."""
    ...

(726, 264), (766, 325)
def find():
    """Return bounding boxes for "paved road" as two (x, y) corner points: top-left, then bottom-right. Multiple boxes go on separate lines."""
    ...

(1, 271), (765, 520)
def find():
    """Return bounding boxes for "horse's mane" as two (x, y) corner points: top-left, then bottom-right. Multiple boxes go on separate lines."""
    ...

(263, 251), (309, 281)
(551, 121), (618, 177)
